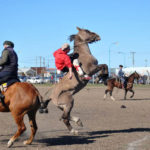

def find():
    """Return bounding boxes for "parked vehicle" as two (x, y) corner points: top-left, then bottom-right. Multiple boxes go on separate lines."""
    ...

(18, 76), (27, 82)
(43, 77), (51, 83)
(26, 77), (44, 84)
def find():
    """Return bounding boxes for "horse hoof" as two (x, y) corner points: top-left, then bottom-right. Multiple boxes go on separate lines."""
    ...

(23, 140), (31, 145)
(70, 129), (79, 135)
(39, 109), (44, 113)
(44, 108), (48, 113)
(110, 96), (115, 101)
(76, 119), (83, 127)
(103, 94), (106, 100)
(7, 140), (13, 148)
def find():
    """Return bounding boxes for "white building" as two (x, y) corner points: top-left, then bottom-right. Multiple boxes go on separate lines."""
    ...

(116, 67), (150, 76)
(18, 68), (36, 76)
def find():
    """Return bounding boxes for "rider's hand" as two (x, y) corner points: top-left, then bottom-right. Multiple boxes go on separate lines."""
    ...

(69, 72), (73, 79)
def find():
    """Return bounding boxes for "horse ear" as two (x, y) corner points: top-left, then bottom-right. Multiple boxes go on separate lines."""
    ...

(76, 27), (82, 31)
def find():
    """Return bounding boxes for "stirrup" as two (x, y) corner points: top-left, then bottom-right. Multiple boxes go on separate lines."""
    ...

(81, 75), (92, 80)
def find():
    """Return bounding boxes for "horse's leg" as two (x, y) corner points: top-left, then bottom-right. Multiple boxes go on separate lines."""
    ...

(124, 89), (128, 100)
(59, 106), (83, 127)
(129, 89), (134, 98)
(110, 90), (115, 101)
(70, 116), (83, 127)
(104, 89), (108, 100)
(7, 113), (26, 148)
(62, 101), (78, 134)
(23, 110), (38, 145)
(59, 96), (80, 135)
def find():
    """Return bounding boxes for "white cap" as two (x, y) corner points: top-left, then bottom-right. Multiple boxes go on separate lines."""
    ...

(61, 43), (70, 50)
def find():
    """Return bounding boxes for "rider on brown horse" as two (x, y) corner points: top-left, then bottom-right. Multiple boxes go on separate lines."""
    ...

(0, 41), (18, 103)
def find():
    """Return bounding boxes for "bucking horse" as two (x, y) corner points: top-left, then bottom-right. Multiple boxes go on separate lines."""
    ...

(44, 27), (108, 134)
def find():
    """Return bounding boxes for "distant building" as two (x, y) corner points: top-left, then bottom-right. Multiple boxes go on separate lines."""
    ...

(18, 68), (36, 76)
(31, 67), (46, 76)
(44, 68), (56, 77)
(112, 67), (150, 76)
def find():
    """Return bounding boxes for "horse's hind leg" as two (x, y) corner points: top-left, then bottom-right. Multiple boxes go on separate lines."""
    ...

(110, 90), (115, 101)
(59, 96), (81, 135)
(129, 89), (134, 98)
(124, 89), (128, 100)
(104, 89), (108, 100)
(7, 113), (26, 148)
(70, 116), (83, 127)
(23, 109), (38, 145)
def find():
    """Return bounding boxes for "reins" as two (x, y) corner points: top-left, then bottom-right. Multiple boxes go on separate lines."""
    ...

(69, 37), (96, 50)
(70, 41), (88, 50)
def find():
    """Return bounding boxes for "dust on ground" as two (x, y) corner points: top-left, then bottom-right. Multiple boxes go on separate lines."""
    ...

(0, 85), (150, 150)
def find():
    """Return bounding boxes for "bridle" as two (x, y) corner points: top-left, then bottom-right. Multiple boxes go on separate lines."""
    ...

(70, 37), (98, 50)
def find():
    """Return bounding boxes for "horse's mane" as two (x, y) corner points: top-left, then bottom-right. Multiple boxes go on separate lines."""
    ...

(128, 72), (138, 78)
(69, 34), (76, 42)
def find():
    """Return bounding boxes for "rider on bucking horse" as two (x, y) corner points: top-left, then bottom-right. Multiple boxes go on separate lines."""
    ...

(0, 41), (18, 103)
(53, 43), (91, 80)
(118, 64), (127, 88)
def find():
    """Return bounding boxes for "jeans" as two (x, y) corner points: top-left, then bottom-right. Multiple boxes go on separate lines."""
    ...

(0, 71), (15, 84)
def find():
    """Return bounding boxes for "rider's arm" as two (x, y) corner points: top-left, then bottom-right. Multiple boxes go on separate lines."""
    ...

(64, 55), (73, 79)
(68, 67), (73, 79)
(0, 50), (9, 66)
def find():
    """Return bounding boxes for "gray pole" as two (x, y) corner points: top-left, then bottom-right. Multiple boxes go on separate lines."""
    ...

(130, 52), (136, 67)
(36, 56), (37, 76)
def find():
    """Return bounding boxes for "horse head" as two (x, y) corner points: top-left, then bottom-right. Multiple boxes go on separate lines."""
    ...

(69, 27), (101, 76)
(76, 27), (100, 43)
(134, 71), (140, 80)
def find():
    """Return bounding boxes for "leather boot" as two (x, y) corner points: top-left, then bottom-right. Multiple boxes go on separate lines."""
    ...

(0, 90), (5, 103)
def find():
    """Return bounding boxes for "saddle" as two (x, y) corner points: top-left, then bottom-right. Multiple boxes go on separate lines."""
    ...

(0, 76), (20, 92)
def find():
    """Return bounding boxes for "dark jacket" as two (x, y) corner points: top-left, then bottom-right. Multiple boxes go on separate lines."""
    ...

(0, 47), (18, 75)
(118, 69), (124, 78)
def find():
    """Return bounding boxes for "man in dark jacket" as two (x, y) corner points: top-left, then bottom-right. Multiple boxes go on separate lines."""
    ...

(118, 65), (127, 88)
(0, 41), (18, 102)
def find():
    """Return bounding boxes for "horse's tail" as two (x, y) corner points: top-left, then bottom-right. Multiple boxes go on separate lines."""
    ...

(38, 95), (51, 114)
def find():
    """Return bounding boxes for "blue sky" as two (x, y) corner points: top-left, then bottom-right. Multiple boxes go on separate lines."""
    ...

(0, 0), (150, 68)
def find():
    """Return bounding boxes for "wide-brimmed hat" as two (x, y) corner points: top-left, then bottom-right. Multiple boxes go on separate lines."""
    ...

(61, 43), (70, 50)
(3, 41), (14, 48)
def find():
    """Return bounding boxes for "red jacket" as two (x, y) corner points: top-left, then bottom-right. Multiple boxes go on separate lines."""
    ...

(53, 48), (72, 70)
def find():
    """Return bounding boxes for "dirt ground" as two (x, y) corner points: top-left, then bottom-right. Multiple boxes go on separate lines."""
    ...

(0, 85), (150, 150)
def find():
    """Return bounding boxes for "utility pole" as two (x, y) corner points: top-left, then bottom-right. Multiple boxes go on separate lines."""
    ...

(130, 52), (136, 68)
(36, 56), (37, 76)
(43, 57), (45, 77)
(39, 56), (42, 76)
(40, 56), (42, 68)
(145, 59), (148, 67)
(47, 58), (49, 68)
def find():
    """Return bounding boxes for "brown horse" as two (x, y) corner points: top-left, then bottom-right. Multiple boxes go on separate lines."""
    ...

(0, 81), (49, 148)
(102, 71), (140, 100)
(46, 27), (108, 134)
